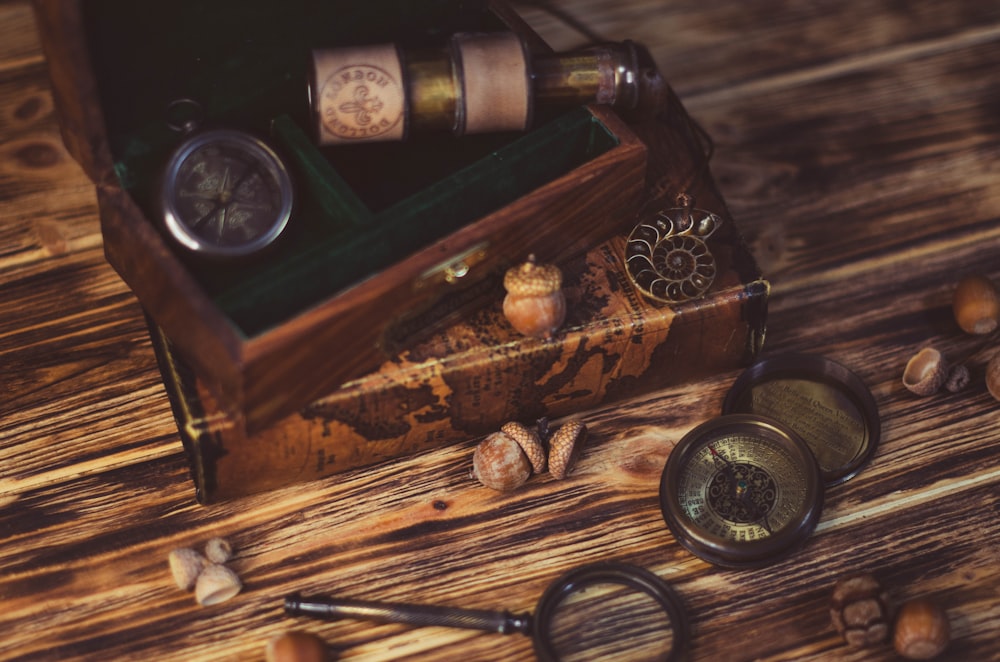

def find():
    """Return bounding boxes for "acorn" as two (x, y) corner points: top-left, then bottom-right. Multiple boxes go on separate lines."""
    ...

(194, 563), (243, 606)
(205, 537), (234, 564)
(502, 255), (566, 339)
(266, 630), (331, 662)
(986, 352), (1000, 402)
(902, 347), (949, 397)
(548, 420), (587, 480)
(893, 598), (950, 660)
(472, 431), (532, 491)
(167, 548), (208, 592)
(952, 274), (999, 335)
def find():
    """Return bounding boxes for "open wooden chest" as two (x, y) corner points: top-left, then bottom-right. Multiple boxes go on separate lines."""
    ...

(34, 0), (769, 501)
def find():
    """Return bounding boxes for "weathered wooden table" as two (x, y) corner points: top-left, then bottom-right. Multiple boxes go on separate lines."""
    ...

(2, 0), (998, 659)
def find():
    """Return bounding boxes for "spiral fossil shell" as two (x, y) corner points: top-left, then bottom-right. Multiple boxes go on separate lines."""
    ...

(625, 207), (720, 303)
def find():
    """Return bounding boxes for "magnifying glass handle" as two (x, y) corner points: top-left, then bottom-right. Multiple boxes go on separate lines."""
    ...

(285, 593), (532, 636)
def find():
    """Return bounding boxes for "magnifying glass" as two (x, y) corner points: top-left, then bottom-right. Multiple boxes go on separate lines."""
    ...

(284, 561), (688, 661)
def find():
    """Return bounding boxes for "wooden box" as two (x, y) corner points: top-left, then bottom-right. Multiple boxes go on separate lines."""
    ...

(154, 237), (767, 503)
(33, 0), (649, 432)
(150, 105), (769, 502)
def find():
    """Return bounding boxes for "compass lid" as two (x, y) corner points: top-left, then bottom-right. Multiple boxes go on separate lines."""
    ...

(722, 353), (881, 487)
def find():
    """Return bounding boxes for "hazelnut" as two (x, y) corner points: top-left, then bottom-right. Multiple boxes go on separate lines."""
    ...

(830, 574), (893, 648)
(548, 420), (587, 480)
(987, 352), (1000, 402)
(502, 256), (566, 339)
(266, 630), (331, 662)
(893, 598), (950, 660)
(472, 432), (532, 491)
(952, 274), (999, 335)
(902, 347), (949, 397)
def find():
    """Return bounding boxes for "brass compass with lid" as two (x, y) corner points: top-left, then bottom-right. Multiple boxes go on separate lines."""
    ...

(660, 354), (880, 567)
(660, 414), (824, 568)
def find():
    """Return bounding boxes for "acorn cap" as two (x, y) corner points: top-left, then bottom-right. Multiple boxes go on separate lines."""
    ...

(902, 347), (948, 397)
(194, 563), (243, 606)
(549, 420), (587, 480)
(501, 421), (547, 474)
(503, 257), (563, 298)
(168, 548), (208, 592)
(204, 537), (234, 564)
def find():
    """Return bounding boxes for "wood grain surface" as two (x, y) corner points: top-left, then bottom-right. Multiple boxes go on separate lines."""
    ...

(2, 0), (999, 660)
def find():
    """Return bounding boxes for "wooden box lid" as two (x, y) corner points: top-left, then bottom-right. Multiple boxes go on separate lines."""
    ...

(32, 0), (651, 432)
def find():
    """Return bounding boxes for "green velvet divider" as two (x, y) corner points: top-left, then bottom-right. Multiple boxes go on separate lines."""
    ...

(215, 107), (620, 336)
(271, 116), (372, 228)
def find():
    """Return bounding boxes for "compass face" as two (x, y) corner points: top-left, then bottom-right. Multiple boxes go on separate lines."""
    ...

(161, 129), (294, 258)
(660, 415), (823, 567)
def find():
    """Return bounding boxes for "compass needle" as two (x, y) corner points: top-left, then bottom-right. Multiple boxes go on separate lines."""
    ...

(217, 206), (229, 241)
(160, 126), (293, 257)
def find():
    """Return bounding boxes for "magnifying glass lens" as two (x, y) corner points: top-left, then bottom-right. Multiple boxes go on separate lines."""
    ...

(534, 563), (686, 662)
(545, 580), (676, 661)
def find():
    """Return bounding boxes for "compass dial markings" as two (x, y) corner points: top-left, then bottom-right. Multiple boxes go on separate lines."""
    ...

(163, 129), (293, 255)
(676, 433), (809, 542)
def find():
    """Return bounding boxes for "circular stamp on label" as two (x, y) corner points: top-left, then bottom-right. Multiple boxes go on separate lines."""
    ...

(318, 63), (405, 142)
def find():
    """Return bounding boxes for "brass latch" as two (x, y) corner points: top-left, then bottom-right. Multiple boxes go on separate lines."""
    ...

(415, 243), (490, 290)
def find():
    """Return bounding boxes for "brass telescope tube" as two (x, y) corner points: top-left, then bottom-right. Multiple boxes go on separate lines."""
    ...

(309, 33), (640, 145)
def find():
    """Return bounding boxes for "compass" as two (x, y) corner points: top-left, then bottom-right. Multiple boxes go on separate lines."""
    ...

(159, 126), (294, 258)
(722, 354), (881, 487)
(659, 414), (824, 568)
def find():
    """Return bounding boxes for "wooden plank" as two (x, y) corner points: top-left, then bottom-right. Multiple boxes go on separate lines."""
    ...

(694, 39), (1000, 283)
(513, 0), (1000, 94)
(1, 0), (999, 660)
(0, 59), (102, 268)
(0, 0), (43, 72)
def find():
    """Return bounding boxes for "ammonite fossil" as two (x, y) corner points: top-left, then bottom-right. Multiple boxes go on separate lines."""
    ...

(625, 207), (721, 303)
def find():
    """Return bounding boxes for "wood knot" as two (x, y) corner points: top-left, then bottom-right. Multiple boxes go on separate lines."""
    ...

(14, 97), (44, 121)
(15, 141), (61, 168)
